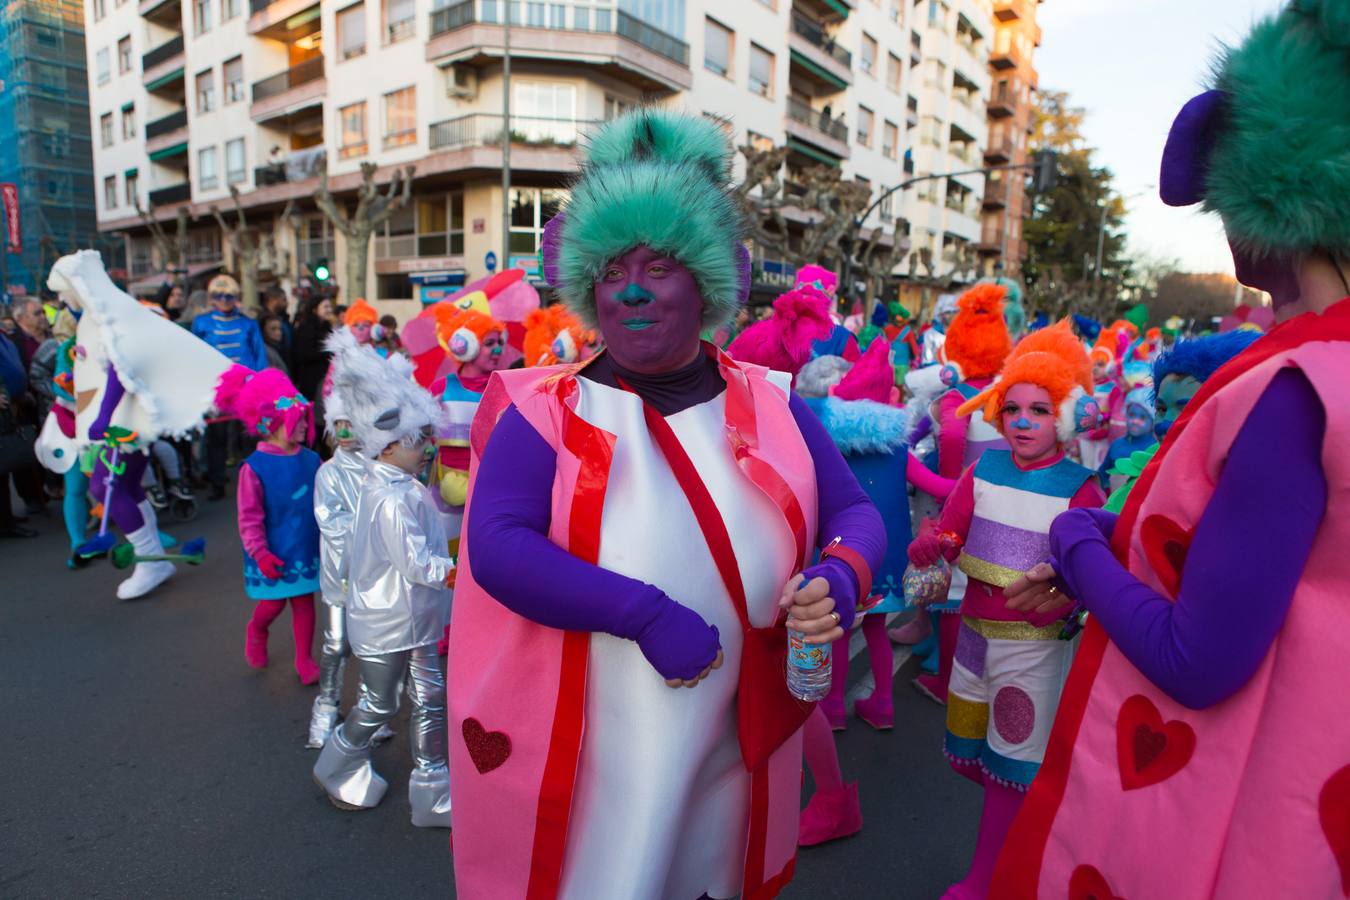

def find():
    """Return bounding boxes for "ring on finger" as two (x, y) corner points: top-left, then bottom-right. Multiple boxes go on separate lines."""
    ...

(829, 611), (840, 625)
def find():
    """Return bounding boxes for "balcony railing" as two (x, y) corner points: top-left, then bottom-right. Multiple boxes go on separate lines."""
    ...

(142, 35), (184, 70)
(983, 181), (1008, 208)
(149, 183), (191, 206)
(428, 114), (598, 152)
(254, 146), (326, 186)
(429, 2), (688, 66)
(145, 109), (188, 140)
(790, 12), (852, 68)
(252, 56), (324, 104)
(786, 96), (849, 144)
(250, 0), (273, 13)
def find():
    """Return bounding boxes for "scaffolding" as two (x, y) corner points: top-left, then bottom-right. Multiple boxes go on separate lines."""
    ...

(0, 0), (107, 296)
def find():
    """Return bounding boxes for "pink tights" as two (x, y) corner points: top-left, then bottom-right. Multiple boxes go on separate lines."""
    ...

(245, 594), (319, 683)
(916, 612), (961, 703)
(945, 777), (1025, 900)
(823, 614), (894, 724)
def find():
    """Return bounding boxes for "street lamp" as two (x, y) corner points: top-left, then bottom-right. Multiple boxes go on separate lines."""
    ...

(1094, 185), (1153, 289)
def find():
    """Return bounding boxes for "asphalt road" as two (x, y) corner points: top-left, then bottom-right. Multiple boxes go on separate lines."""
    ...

(1, 491), (978, 899)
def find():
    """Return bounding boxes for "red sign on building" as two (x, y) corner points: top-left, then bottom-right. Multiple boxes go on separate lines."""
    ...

(0, 183), (20, 254)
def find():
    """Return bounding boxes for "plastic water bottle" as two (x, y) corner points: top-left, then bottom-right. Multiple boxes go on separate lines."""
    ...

(787, 628), (832, 701)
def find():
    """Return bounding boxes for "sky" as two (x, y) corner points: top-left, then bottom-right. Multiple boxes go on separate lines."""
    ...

(1034, 0), (1283, 275)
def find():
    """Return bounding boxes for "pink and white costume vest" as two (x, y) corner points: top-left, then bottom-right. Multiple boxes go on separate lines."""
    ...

(992, 314), (1350, 900)
(447, 351), (818, 900)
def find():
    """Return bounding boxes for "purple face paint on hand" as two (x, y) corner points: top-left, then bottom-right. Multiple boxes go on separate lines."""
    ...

(594, 246), (704, 374)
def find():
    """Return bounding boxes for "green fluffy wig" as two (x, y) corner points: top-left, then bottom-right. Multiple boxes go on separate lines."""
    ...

(1204, 0), (1350, 257)
(548, 109), (749, 331)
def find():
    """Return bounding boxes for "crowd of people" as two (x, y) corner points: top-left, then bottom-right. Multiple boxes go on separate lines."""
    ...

(6, 4), (1349, 896)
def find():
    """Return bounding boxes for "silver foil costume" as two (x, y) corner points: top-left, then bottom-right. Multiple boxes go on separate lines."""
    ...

(308, 446), (366, 748)
(313, 459), (454, 827)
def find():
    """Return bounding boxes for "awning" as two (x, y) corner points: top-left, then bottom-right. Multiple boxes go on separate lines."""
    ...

(786, 137), (841, 167)
(145, 67), (184, 92)
(148, 141), (188, 162)
(824, 0), (851, 19)
(789, 48), (849, 91)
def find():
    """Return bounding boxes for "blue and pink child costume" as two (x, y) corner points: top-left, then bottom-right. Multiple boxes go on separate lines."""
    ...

(215, 365), (322, 684)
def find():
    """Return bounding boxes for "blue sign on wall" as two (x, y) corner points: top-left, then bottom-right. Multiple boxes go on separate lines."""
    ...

(484, 251), (498, 273)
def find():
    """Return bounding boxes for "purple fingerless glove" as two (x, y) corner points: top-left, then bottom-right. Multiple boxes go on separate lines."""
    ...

(800, 558), (859, 632)
(635, 600), (722, 681)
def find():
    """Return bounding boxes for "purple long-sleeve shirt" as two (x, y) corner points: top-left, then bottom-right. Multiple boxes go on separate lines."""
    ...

(1050, 369), (1327, 710)
(466, 353), (886, 679)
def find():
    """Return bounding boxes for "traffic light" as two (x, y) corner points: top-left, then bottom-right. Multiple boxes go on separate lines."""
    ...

(309, 258), (331, 283)
(1032, 150), (1058, 193)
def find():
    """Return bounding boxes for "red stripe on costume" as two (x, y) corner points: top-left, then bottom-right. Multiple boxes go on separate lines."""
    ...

(525, 391), (612, 900)
(743, 765), (769, 895)
(995, 298), (1350, 896)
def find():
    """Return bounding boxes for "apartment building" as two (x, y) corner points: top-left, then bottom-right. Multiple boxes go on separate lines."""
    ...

(0, 0), (101, 295)
(976, 0), (1039, 278)
(902, 0), (993, 299)
(86, 0), (991, 312)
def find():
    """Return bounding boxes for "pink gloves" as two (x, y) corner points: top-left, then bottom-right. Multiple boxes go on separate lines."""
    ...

(255, 550), (286, 580)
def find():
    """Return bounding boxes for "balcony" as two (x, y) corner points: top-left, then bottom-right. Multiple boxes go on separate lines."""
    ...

(142, 35), (185, 90)
(148, 183), (191, 207)
(254, 146), (326, 187)
(788, 12), (852, 92)
(984, 136), (1013, 164)
(145, 109), (189, 156)
(793, 0), (854, 22)
(784, 96), (850, 162)
(993, 0), (1034, 22)
(988, 92), (1015, 119)
(139, 0), (180, 26)
(421, 114), (598, 175)
(426, 1), (690, 94)
(142, 34), (183, 70)
(250, 56), (325, 123)
(248, 0), (321, 40)
(990, 42), (1025, 71)
(982, 180), (1007, 210)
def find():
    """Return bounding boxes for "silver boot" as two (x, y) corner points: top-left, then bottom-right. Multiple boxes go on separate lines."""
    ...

(408, 767), (452, 828)
(312, 727), (387, 810)
(307, 697), (339, 749)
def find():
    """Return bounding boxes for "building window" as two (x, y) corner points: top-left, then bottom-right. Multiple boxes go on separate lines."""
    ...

(222, 0), (240, 20)
(604, 94), (634, 121)
(515, 82), (577, 142)
(861, 32), (877, 76)
(117, 36), (133, 74)
(886, 52), (902, 92)
(121, 104), (136, 140)
(384, 0), (414, 43)
(880, 189), (893, 221)
(104, 176), (117, 210)
(223, 56), (244, 103)
(99, 112), (113, 147)
(748, 43), (773, 98)
(378, 192), (466, 259)
(125, 171), (139, 207)
(93, 0), (105, 21)
(198, 146), (219, 190)
(339, 101), (368, 158)
(926, 58), (947, 90)
(96, 48), (110, 85)
(383, 86), (416, 148)
(196, 69), (215, 113)
(704, 17), (732, 78)
(193, 0), (212, 34)
(509, 188), (564, 255)
(883, 120), (898, 159)
(225, 138), (246, 184)
(338, 3), (367, 59)
(857, 105), (874, 148)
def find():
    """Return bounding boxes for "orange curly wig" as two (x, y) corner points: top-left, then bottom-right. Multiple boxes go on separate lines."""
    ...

(957, 318), (1093, 443)
(522, 305), (595, 366)
(343, 298), (378, 326)
(433, 305), (506, 362)
(939, 283), (1012, 381)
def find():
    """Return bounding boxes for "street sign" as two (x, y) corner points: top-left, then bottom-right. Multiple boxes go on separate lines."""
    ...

(484, 251), (497, 273)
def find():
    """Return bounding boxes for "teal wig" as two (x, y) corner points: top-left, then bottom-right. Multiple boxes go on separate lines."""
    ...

(978, 275), (1026, 336)
(543, 109), (750, 331)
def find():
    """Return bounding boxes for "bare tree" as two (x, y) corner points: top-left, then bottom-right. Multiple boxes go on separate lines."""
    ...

(132, 200), (191, 294)
(210, 185), (260, 310)
(313, 161), (415, 301)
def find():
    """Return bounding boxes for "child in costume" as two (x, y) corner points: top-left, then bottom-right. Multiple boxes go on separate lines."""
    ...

(521, 304), (595, 367)
(215, 366), (322, 684)
(34, 333), (89, 567)
(995, 6), (1350, 896)
(921, 293), (959, 364)
(799, 265), (861, 361)
(447, 109), (885, 899)
(1097, 386), (1156, 492)
(46, 252), (230, 598)
(897, 283), (1013, 705)
(312, 338), (453, 828)
(911, 319), (1104, 900)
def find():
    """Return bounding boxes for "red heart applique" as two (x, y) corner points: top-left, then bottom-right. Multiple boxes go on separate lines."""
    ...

(1116, 694), (1195, 791)
(462, 717), (512, 774)
(1139, 514), (1194, 598)
(1069, 864), (1124, 900)
(1320, 764), (1350, 897)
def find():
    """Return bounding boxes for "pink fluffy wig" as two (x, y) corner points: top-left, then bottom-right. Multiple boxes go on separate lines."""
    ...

(727, 286), (833, 378)
(214, 364), (313, 442)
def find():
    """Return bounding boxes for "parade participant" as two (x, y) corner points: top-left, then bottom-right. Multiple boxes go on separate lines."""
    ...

(214, 365), (321, 684)
(1097, 386), (1156, 492)
(901, 283), (1014, 705)
(307, 331), (368, 746)
(995, 7), (1350, 887)
(312, 337), (452, 828)
(447, 109), (885, 899)
(726, 282), (834, 382)
(798, 265), (861, 361)
(46, 252), (230, 597)
(341, 298), (378, 345)
(922, 293), (959, 364)
(521, 304), (595, 367)
(912, 319), (1103, 900)
(34, 333), (88, 567)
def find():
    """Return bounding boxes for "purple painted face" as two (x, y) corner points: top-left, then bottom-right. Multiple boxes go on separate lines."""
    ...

(594, 245), (705, 374)
(1231, 242), (1300, 310)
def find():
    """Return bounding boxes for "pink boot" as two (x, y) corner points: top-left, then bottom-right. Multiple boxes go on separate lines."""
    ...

(798, 782), (862, 846)
(888, 614), (931, 644)
(245, 599), (286, 669)
(853, 692), (894, 730)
